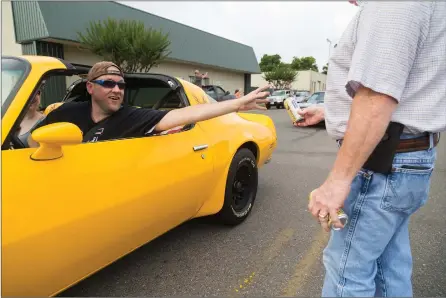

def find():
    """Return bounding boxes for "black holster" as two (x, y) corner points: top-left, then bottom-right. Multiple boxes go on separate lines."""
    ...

(362, 122), (405, 174)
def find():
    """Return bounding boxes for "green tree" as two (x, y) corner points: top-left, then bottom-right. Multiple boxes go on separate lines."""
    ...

(322, 63), (328, 74)
(77, 18), (171, 73)
(291, 56), (319, 72)
(263, 64), (297, 89)
(259, 54), (282, 72)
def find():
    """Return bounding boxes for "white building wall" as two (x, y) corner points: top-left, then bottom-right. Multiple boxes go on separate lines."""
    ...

(63, 44), (244, 94)
(1, 1), (23, 56)
(307, 71), (327, 93)
(251, 70), (326, 93)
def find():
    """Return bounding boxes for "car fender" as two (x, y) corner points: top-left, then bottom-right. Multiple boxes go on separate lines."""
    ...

(193, 115), (275, 218)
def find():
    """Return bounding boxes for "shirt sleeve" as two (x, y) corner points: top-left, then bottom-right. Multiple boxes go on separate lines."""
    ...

(128, 108), (170, 136)
(346, 2), (433, 102)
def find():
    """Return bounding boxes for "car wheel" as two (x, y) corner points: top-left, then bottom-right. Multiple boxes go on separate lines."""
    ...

(266, 103), (271, 109)
(216, 148), (258, 225)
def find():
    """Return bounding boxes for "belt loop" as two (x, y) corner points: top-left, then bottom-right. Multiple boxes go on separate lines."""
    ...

(429, 133), (434, 149)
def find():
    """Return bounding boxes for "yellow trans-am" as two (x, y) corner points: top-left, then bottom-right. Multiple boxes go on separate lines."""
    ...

(1, 55), (277, 297)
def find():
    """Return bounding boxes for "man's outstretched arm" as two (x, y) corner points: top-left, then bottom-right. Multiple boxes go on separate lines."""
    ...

(154, 85), (270, 132)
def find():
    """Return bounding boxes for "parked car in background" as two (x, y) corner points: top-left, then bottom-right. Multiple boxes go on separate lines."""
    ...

(202, 85), (236, 101)
(298, 91), (325, 109)
(266, 89), (292, 109)
(1, 55), (277, 297)
(294, 91), (310, 102)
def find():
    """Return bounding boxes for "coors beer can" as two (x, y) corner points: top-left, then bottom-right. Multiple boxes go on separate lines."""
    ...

(309, 191), (348, 230)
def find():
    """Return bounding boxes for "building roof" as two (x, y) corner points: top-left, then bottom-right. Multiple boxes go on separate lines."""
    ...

(11, 1), (261, 74)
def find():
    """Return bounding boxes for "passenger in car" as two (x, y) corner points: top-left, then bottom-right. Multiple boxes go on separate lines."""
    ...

(28, 61), (271, 147)
(18, 83), (46, 147)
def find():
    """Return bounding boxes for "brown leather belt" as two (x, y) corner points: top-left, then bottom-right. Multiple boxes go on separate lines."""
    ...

(337, 133), (440, 153)
(396, 133), (440, 153)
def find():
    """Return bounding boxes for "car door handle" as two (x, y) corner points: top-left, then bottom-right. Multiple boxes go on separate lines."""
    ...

(193, 144), (208, 151)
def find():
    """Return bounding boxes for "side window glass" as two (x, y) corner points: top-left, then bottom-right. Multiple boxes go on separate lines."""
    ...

(163, 92), (183, 109)
(4, 70), (84, 151)
(204, 87), (217, 99)
(128, 87), (169, 108)
(127, 85), (184, 111)
(216, 87), (225, 96)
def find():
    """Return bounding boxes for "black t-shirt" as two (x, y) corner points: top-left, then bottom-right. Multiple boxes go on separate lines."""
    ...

(33, 101), (170, 143)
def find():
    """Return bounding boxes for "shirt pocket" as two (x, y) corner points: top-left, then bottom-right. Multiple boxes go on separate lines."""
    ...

(380, 164), (434, 214)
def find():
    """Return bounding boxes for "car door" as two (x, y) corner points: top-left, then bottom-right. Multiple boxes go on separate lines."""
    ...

(316, 92), (325, 104)
(204, 86), (218, 100)
(215, 86), (227, 101)
(2, 72), (214, 295)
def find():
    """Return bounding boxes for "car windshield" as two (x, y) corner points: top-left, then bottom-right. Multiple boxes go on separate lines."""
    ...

(272, 90), (285, 96)
(2, 57), (29, 116)
(306, 92), (325, 104)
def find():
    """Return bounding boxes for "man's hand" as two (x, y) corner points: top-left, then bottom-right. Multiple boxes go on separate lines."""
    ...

(235, 85), (271, 111)
(294, 105), (325, 127)
(308, 179), (351, 231)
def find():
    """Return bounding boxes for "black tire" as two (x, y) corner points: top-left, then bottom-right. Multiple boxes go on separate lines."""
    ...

(266, 103), (271, 109)
(216, 148), (258, 225)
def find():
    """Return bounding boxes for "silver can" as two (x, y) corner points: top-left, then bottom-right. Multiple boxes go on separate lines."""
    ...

(309, 191), (349, 231)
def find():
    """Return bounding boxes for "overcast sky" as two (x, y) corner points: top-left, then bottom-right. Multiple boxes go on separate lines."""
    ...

(123, 1), (359, 71)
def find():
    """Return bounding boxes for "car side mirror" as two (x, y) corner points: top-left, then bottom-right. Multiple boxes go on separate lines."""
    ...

(30, 122), (83, 161)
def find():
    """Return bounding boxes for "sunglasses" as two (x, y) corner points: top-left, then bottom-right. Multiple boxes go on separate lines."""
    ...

(91, 80), (126, 90)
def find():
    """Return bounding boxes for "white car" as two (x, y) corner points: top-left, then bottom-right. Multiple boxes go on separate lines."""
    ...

(298, 91), (325, 109)
(293, 91), (310, 102)
(266, 90), (292, 109)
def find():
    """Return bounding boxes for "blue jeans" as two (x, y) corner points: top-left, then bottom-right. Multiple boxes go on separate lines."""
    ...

(323, 134), (437, 297)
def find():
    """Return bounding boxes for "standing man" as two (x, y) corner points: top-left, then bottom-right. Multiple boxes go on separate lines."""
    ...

(193, 69), (208, 87)
(298, 1), (445, 297)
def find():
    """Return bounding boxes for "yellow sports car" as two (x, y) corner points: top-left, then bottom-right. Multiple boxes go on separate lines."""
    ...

(1, 55), (277, 297)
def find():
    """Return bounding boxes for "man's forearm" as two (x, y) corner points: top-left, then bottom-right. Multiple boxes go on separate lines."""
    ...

(155, 99), (239, 132)
(327, 87), (398, 183)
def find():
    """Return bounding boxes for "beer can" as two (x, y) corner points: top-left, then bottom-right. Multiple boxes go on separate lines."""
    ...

(329, 209), (348, 230)
(284, 97), (304, 124)
(309, 191), (348, 230)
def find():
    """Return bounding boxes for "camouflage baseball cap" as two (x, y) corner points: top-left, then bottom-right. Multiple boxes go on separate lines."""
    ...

(87, 61), (124, 81)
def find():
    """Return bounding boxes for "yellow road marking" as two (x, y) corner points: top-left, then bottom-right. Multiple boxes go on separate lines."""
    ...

(231, 228), (295, 294)
(281, 230), (329, 297)
(264, 228), (295, 262)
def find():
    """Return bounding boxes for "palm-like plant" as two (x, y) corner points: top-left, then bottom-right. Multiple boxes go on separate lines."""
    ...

(77, 18), (171, 73)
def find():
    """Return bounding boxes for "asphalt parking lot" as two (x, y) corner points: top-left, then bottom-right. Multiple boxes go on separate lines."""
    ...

(60, 109), (446, 297)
